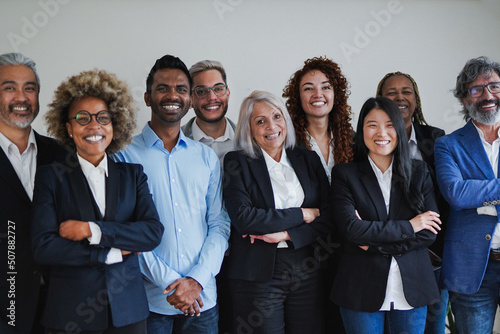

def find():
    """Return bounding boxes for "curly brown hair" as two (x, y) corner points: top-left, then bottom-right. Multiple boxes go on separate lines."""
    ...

(45, 69), (137, 153)
(283, 56), (353, 164)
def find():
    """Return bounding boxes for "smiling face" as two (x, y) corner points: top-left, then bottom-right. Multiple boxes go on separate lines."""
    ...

(191, 69), (230, 124)
(145, 68), (191, 126)
(380, 75), (416, 128)
(299, 70), (334, 120)
(66, 96), (113, 166)
(461, 71), (500, 125)
(250, 102), (287, 161)
(0, 64), (39, 130)
(363, 108), (397, 168)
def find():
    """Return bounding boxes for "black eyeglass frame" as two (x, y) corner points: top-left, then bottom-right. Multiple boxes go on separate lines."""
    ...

(68, 110), (113, 126)
(192, 84), (228, 99)
(467, 82), (500, 98)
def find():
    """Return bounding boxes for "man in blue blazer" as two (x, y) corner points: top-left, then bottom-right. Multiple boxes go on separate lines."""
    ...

(435, 56), (500, 333)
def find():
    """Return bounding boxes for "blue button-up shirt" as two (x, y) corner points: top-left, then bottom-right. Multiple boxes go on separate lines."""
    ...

(115, 122), (230, 315)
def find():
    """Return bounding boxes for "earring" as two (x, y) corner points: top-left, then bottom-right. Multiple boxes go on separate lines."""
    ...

(69, 134), (73, 138)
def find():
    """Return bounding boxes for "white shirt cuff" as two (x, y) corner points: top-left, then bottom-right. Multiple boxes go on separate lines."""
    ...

(87, 221), (102, 244)
(105, 248), (123, 264)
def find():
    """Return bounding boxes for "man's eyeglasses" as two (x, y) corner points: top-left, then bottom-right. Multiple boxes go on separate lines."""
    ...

(68, 110), (113, 126)
(192, 84), (227, 99)
(468, 82), (500, 98)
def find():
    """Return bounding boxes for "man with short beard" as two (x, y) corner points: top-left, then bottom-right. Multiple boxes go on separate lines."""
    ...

(182, 60), (236, 168)
(435, 56), (500, 333)
(0, 53), (63, 333)
(116, 55), (230, 334)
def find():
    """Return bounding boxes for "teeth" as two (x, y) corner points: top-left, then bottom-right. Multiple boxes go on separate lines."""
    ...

(13, 107), (28, 111)
(205, 105), (220, 110)
(482, 103), (496, 108)
(375, 140), (389, 145)
(163, 105), (180, 110)
(397, 105), (407, 111)
(266, 133), (279, 139)
(312, 102), (325, 106)
(85, 135), (103, 142)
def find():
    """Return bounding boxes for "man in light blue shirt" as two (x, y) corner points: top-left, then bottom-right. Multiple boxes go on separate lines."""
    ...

(115, 54), (230, 334)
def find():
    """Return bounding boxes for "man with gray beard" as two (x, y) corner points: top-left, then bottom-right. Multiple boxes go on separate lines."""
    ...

(435, 56), (500, 333)
(0, 53), (63, 333)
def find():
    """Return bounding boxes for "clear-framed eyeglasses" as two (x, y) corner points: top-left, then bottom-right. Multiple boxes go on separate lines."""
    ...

(192, 84), (228, 99)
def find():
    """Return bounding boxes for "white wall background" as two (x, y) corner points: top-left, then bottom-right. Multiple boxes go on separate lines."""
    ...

(1, 0), (499, 136)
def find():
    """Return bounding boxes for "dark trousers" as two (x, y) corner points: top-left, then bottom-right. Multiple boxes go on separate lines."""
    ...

(45, 319), (146, 334)
(229, 246), (325, 334)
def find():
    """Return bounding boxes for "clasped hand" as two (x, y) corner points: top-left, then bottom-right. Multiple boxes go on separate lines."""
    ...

(163, 277), (203, 316)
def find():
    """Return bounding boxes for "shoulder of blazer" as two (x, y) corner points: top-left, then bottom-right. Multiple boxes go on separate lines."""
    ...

(181, 117), (195, 138)
(413, 122), (445, 141)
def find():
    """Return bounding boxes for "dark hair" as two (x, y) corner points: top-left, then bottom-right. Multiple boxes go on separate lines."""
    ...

(354, 97), (424, 213)
(454, 56), (500, 120)
(146, 54), (192, 93)
(282, 56), (353, 164)
(376, 71), (428, 125)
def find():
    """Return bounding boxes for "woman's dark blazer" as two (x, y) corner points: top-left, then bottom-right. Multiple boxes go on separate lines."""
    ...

(31, 155), (164, 331)
(223, 147), (333, 282)
(330, 159), (440, 312)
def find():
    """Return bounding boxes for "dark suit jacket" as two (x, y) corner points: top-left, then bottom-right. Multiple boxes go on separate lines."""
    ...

(413, 122), (447, 258)
(0, 132), (63, 333)
(330, 159), (440, 312)
(31, 155), (163, 331)
(223, 147), (333, 282)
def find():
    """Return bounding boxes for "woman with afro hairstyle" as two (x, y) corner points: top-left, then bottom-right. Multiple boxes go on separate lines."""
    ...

(31, 69), (164, 333)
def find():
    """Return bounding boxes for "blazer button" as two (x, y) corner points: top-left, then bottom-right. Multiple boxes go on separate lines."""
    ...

(486, 234), (492, 240)
(402, 234), (407, 239)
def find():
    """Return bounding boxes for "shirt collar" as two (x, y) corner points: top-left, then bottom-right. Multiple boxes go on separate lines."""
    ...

(472, 120), (500, 143)
(191, 117), (233, 142)
(368, 155), (393, 179)
(142, 122), (188, 150)
(261, 147), (291, 172)
(77, 152), (109, 177)
(408, 123), (418, 145)
(0, 127), (37, 156)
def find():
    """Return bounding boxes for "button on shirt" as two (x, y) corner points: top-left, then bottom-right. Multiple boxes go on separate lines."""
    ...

(472, 122), (500, 249)
(0, 129), (37, 200)
(115, 123), (231, 315)
(77, 154), (122, 265)
(262, 148), (305, 248)
(191, 117), (235, 168)
(368, 156), (413, 311)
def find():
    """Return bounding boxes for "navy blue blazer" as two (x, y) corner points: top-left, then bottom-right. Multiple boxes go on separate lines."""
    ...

(330, 159), (440, 312)
(31, 155), (163, 331)
(223, 147), (333, 282)
(435, 120), (500, 294)
(0, 133), (63, 334)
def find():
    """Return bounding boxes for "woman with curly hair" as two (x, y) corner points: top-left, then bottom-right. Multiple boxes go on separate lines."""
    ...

(283, 56), (354, 184)
(31, 69), (164, 333)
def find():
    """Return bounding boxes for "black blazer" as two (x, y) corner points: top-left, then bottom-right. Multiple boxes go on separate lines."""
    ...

(0, 133), (63, 333)
(223, 147), (333, 282)
(31, 155), (163, 331)
(330, 159), (440, 312)
(413, 122), (447, 258)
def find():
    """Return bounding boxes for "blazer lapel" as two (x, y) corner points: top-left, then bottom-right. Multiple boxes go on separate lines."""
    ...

(104, 157), (119, 221)
(248, 155), (276, 209)
(287, 148), (311, 201)
(0, 147), (31, 203)
(359, 160), (388, 221)
(459, 121), (495, 179)
(66, 158), (99, 222)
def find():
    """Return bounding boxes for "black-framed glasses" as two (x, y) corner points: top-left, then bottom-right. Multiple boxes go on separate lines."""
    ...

(68, 110), (113, 125)
(192, 84), (227, 99)
(468, 82), (500, 98)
